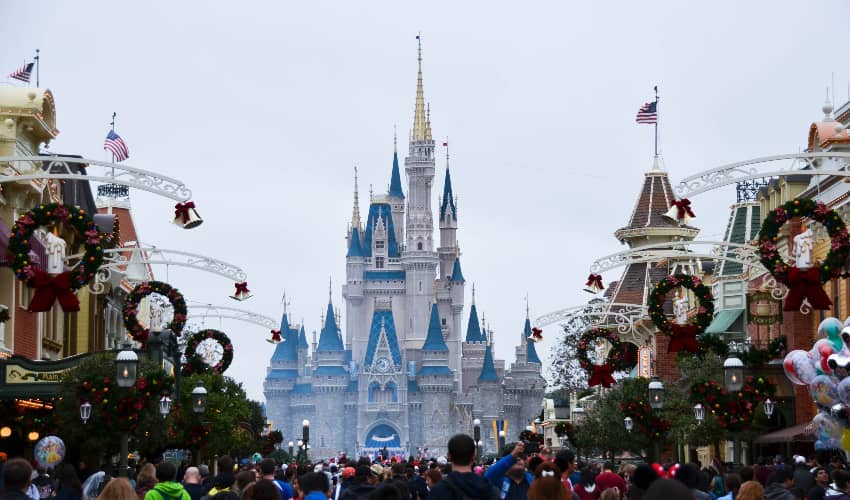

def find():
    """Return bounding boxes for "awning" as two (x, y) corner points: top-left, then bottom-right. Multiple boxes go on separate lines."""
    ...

(754, 422), (813, 444)
(705, 309), (744, 334)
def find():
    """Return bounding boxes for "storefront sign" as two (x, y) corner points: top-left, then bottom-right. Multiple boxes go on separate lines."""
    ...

(638, 346), (652, 378)
(5, 364), (69, 384)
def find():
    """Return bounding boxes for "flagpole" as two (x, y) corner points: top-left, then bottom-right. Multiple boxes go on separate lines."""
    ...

(653, 85), (659, 158)
(110, 112), (117, 166)
(34, 49), (39, 87)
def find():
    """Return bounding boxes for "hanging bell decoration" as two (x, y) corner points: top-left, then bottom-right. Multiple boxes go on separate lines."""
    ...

(266, 329), (282, 344)
(584, 273), (604, 294)
(662, 198), (695, 225)
(527, 327), (544, 343)
(173, 201), (204, 229)
(230, 281), (253, 301)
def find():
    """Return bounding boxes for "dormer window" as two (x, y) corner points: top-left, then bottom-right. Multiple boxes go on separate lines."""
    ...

(375, 257), (385, 269)
(375, 240), (385, 250)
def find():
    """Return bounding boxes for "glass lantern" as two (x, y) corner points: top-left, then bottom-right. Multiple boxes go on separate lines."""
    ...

(724, 356), (744, 392)
(693, 403), (705, 424)
(648, 378), (664, 410)
(80, 401), (93, 424)
(159, 395), (172, 418)
(192, 381), (208, 414)
(624, 416), (633, 432)
(115, 344), (139, 388)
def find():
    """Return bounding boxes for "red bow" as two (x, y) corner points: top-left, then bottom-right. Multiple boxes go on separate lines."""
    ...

(667, 324), (700, 353)
(585, 273), (604, 289)
(174, 202), (196, 223)
(785, 266), (831, 311)
(652, 463), (680, 479)
(588, 364), (616, 388)
(672, 199), (696, 220)
(234, 282), (250, 294)
(28, 270), (80, 312)
(269, 329), (282, 343)
(530, 327), (544, 342)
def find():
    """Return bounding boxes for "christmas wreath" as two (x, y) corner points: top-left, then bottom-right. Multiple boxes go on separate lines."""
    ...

(78, 369), (173, 431)
(182, 329), (234, 375)
(577, 327), (629, 387)
(757, 198), (850, 311)
(690, 375), (776, 432)
(124, 281), (187, 345)
(620, 399), (672, 439)
(8, 203), (104, 312)
(648, 274), (714, 353)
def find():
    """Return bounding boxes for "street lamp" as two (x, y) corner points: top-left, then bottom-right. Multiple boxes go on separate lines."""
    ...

(473, 418), (481, 461)
(498, 430), (506, 452)
(79, 402), (92, 424)
(288, 441), (294, 458)
(693, 404), (705, 425)
(115, 342), (138, 387)
(302, 419), (310, 460)
(764, 398), (775, 418)
(724, 356), (744, 392)
(192, 381), (208, 414)
(624, 416), (633, 433)
(648, 378), (664, 410)
(159, 396), (172, 418)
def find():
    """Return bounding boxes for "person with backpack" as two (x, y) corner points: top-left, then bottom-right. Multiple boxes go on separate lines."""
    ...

(484, 441), (533, 500)
(429, 434), (497, 500)
(143, 463), (190, 500)
(256, 460), (292, 500)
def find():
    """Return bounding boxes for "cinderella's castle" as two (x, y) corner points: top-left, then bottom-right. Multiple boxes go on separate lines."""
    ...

(263, 41), (544, 458)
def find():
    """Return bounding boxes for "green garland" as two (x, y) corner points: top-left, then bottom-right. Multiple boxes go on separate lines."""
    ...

(648, 274), (714, 335)
(182, 329), (234, 375)
(78, 368), (174, 432)
(690, 375), (776, 432)
(123, 281), (188, 345)
(8, 203), (104, 289)
(757, 198), (849, 283)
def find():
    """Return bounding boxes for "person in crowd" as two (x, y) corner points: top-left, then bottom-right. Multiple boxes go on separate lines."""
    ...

(573, 468), (596, 500)
(763, 469), (795, 500)
(791, 456), (813, 495)
(31, 466), (53, 500)
(528, 462), (566, 500)
(596, 461), (626, 498)
(385, 464), (410, 499)
(717, 474), (741, 500)
(407, 465), (428, 500)
(55, 464), (83, 500)
(181, 468), (204, 500)
(600, 489), (621, 500)
(367, 482), (406, 500)
(825, 470), (850, 500)
(739, 467), (754, 484)
(136, 465), (158, 500)
(553, 449), (578, 496)
(339, 466), (377, 500)
(298, 473), (331, 500)
(198, 467), (212, 495)
(257, 460), (292, 500)
(737, 481), (764, 500)
(643, 479), (694, 500)
(484, 441), (532, 500)
(428, 434), (496, 500)
(675, 464), (709, 500)
(335, 467), (356, 500)
(241, 481), (279, 500)
(143, 463), (190, 500)
(100, 478), (138, 500)
(1, 459), (34, 500)
(233, 471), (255, 498)
(206, 457), (236, 498)
(627, 464), (659, 500)
(423, 469), (442, 492)
(755, 458), (773, 487)
(808, 467), (833, 500)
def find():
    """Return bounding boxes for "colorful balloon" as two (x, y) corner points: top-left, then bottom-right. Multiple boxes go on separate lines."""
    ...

(811, 375), (840, 407)
(784, 350), (817, 385)
(33, 435), (65, 469)
(819, 317), (845, 351)
(812, 339), (839, 375)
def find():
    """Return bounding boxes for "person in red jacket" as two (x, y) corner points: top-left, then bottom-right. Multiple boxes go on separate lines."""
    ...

(595, 462), (626, 499)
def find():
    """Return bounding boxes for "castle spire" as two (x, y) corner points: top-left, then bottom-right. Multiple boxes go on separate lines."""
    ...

(352, 166), (361, 228)
(389, 130), (405, 198)
(440, 138), (456, 222)
(412, 34), (428, 142)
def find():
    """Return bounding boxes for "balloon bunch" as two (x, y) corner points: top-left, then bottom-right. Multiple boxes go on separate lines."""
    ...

(783, 317), (850, 450)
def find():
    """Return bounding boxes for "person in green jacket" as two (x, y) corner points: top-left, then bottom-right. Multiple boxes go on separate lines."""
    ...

(144, 463), (191, 500)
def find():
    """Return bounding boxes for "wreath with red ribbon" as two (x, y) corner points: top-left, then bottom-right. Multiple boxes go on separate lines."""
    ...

(182, 329), (234, 375)
(8, 203), (104, 312)
(577, 327), (629, 387)
(757, 198), (850, 311)
(124, 281), (187, 345)
(689, 375), (776, 432)
(648, 274), (714, 353)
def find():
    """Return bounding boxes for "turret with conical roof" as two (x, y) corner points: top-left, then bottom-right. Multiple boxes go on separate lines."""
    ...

(478, 339), (499, 383)
(388, 133), (405, 245)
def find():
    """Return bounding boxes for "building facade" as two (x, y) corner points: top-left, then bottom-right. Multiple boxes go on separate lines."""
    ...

(264, 44), (544, 458)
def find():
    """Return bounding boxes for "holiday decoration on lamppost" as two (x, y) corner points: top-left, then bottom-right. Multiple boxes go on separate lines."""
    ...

(577, 327), (633, 388)
(115, 343), (138, 388)
(230, 282), (253, 301)
(173, 201), (204, 229)
(648, 274), (714, 353)
(182, 329), (234, 375)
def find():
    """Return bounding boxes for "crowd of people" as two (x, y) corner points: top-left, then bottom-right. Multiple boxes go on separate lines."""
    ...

(1, 437), (850, 500)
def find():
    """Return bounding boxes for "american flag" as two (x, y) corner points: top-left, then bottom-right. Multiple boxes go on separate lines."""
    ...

(103, 130), (130, 162)
(636, 101), (658, 124)
(8, 62), (33, 83)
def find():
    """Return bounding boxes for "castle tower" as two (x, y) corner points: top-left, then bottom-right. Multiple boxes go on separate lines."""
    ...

(312, 295), (348, 455)
(503, 311), (545, 446)
(263, 311), (301, 444)
(344, 169), (366, 348)
(472, 332), (503, 455)
(402, 37), (440, 347)
(388, 134), (406, 246)
(461, 287), (487, 393)
(415, 302), (453, 452)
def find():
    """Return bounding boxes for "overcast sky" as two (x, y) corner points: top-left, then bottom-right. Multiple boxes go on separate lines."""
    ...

(3, 1), (850, 401)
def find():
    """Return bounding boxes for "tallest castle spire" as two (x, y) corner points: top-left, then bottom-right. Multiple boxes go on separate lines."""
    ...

(412, 35), (430, 142)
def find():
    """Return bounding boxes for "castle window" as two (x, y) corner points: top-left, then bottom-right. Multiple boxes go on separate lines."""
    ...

(376, 240), (385, 250)
(442, 318), (446, 326)
(375, 257), (385, 269)
(417, 242), (423, 250)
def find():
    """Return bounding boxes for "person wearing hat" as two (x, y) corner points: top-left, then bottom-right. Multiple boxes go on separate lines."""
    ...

(334, 467), (356, 500)
(337, 466), (376, 500)
(793, 455), (814, 494)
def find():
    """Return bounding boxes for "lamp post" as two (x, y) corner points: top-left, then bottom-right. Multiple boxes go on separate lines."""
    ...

(190, 381), (208, 465)
(297, 439), (304, 463)
(764, 398), (775, 418)
(498, 430), (505, 453)
(693, 404), (705, 425)
(624, 416), (633, 433)
(302, 420), (310, 461)
(79, 402), (92, 424)
(114, 342), (139, 478)
(647, 378), (664, 461)
(288, 441), (294, 459)
(724, 356), (744, 464)
(473, 418), (481, 461)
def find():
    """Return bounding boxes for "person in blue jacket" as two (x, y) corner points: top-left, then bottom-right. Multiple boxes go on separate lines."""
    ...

(484, 441), (534, 500)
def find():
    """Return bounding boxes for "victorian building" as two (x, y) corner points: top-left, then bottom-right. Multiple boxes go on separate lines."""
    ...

(263, 43), (544, 458)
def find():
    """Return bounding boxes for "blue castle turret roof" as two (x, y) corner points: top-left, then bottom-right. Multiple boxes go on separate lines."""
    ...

(422, 303), (449, 351)
(389, 151), (405, 198)
(298, 325), (308, 350)
(363, 203), (400, 258)
(270, 313), (299, 362)
(317, 301), (345, 352)
(523, 318), (541, 364)
(451, 257), (465, 282)
(478, 342), (499, 382)
(440, 166), (456, 221)
(364, 310), (403, 367)
(465, 303), (484, 342)
(347, 227), (364, 258)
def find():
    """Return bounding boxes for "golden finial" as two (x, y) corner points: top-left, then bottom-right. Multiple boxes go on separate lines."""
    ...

(412, 33), (427, 142)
